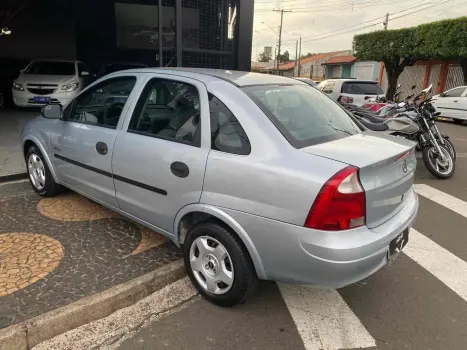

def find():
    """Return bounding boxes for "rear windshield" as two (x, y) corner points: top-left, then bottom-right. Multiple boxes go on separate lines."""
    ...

(341, 82), (383, 95)
(25, 61), (76, 75)
(243, 84), (363, 148)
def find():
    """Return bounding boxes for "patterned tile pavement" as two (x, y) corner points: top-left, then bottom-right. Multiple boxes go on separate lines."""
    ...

(0, 181), (182, 329)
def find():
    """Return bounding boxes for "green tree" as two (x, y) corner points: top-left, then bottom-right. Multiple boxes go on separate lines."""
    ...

(301, 52), (314, 59)
(354, 17), (467, 100)
(278, 50), (290, 63)
(415, 17), (467, 85)
(258, 51), (272, 62)
(354, 28), (420, 100)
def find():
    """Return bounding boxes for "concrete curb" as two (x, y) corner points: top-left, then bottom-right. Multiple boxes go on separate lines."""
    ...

(0, 172), (28, 184)
(0, 259), (185, 350)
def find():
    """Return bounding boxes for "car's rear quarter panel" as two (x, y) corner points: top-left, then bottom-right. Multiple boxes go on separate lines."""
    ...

(200, 81), (346, 226)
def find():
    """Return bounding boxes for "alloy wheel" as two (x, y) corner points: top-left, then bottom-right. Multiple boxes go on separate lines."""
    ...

(189, 236), (234, 295)
(28, 153), (46, 191)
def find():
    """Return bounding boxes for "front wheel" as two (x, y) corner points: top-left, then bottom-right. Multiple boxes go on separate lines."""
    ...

(183, 222), (258, 307)
(26, 145), (63, 196)
(422, 145), (455, 179)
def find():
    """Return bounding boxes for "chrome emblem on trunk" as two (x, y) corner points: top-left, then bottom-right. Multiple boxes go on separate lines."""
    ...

(402, 159), (408, 173)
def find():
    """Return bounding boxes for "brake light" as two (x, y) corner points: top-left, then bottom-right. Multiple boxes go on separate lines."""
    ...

(339, 96), (354, 104)
(304, 166), (366, 231)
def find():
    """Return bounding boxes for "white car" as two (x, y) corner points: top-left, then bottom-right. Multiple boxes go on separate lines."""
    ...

(431, 86), (467, 124)
(317, 79), (385, 106)
(12, 59), (91, 107)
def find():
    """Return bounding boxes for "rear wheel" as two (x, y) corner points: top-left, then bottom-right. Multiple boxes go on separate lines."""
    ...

(183, 222), (258, 307)
(453, 119), (464, 124)
(422, 145), (455, 179)
(26, 145), (63, 197)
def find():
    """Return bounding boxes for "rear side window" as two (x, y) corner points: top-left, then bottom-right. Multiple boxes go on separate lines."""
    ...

(322, 81), (335, 94)
(443, 87), (466, 97)
(209, 94), (250, 155)
(341, 82), (383, 95)
(243, 85), (362, 148)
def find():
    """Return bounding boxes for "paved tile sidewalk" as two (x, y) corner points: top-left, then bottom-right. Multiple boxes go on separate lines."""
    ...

(0, 181), (181, 328)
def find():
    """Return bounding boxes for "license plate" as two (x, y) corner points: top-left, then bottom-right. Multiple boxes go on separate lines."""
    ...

(33, 96), (51, 104)
(388, 228), (409, 264)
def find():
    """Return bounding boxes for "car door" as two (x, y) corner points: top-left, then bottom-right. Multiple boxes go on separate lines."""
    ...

(52, 75), (139, 207)
(457, 88), (467, 120)
(111, 74), (210, 234)
(433, 87), (466, 118)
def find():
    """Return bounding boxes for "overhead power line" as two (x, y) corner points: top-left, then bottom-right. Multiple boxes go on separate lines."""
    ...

(279, 0), (449, 46)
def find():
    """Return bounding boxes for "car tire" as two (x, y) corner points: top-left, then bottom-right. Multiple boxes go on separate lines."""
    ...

(183, 222), (259, 307)
(26, 145), (63, 197)
(453, 119), (464, 124)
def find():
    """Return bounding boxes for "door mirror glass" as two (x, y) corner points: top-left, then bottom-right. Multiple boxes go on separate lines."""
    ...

(42, 104), (63, 119)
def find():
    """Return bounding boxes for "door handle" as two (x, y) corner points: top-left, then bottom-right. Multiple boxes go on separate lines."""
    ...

(453, 100), (458, 103)
(170, 161), (189, 178)
(95, 142), (108, 155)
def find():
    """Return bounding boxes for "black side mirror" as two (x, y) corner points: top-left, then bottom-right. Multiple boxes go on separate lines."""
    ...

(364, 96), (370, 100)
(411, 85), (416, 90)
(41, 104), (63, 119)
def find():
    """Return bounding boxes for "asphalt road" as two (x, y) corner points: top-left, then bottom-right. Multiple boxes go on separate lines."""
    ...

(115, 121), (467, 350)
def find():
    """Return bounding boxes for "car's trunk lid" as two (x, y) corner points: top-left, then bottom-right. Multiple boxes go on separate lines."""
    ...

(301, 132), (416, 229)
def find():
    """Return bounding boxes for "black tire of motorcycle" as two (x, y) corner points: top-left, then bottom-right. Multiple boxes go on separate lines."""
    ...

(422, 145), (455, 179)
(442, 138), (456, 161)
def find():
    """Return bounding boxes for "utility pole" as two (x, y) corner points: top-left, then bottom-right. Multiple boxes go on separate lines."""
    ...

(298, 36), (302, 77)
(383, 13), (389, 30)
(294, 39), (298, 77)
(273, 8), (292, 71)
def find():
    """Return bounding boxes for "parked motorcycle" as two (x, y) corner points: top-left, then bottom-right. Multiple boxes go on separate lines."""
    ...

(343, 84), (455, 179)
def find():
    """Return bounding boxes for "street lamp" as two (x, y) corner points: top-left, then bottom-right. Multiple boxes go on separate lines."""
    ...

(261, 22), (278, 35)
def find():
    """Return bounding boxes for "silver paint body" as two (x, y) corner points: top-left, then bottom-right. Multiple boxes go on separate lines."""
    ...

(22, 68), (419, 287)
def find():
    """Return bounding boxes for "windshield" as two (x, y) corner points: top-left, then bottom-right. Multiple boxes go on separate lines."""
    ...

(341, 82), (383, 95)
(243, 84), (363, 148)
(24, 61), (76, 75)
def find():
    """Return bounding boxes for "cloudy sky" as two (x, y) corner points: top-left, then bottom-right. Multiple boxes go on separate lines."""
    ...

(252, 0), (466, 60)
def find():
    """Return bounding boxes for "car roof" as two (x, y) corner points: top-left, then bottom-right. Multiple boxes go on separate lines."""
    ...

(112, 68), (303, 87)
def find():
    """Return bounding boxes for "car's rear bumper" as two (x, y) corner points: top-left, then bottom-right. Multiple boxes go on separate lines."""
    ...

(219, 188), (418, 288)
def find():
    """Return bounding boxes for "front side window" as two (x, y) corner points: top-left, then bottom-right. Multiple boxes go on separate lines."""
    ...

(243, 84), (362, 148)
(128, 78), (201, 146)
(209, 94), (250, 155)
(25, 61), (76, 76)
(443, 87), (466, 97)
(341, 82), (383, 95)
(67, 76), (136, 128)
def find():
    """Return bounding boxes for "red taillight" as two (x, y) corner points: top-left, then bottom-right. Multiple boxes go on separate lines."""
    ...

(304, 166), (366, 231)
(339, 95), (354, 104)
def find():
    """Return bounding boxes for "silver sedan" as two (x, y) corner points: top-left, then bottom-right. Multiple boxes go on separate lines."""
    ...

(22, 68), (419, 306)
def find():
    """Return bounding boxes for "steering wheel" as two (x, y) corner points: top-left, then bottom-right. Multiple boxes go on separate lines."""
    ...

(102, 102), (124, 126)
